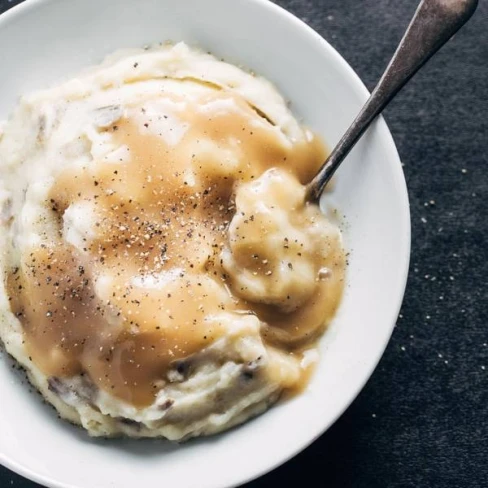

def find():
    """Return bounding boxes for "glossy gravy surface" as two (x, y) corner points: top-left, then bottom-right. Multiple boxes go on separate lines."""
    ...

(8, 91), (345, 406)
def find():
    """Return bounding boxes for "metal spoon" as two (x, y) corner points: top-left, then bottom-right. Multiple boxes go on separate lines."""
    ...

(306, 0), (478, 201)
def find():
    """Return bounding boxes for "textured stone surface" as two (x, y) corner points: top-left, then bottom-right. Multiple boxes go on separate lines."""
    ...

(0, 0), (486, 487)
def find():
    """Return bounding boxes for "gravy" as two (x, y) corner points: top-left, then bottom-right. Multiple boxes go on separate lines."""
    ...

(8, 91), (345, 406)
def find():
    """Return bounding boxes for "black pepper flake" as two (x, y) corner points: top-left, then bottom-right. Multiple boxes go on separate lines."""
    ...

(160, 399), (174, 410)
(242, 371), (254, 381)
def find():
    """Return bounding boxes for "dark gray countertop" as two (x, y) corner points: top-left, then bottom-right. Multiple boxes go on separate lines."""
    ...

(1, 0), (487, 487)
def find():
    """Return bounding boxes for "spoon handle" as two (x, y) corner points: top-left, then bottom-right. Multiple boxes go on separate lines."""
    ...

(306, 0), (478, 201)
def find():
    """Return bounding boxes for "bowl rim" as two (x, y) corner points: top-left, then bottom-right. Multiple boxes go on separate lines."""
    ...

(0, 0), (411, 487)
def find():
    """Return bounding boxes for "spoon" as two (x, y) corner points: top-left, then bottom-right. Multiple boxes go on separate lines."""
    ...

(306, 0), (478, 201)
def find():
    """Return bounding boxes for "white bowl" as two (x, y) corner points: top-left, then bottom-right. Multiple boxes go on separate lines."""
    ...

(0, 0), (411, 487)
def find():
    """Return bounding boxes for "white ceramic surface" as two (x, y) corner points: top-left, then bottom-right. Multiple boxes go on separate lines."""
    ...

(0, 0), (411, 487)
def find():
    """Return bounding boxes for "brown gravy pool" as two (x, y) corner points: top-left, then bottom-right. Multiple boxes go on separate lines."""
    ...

(8, 91), (345, 406)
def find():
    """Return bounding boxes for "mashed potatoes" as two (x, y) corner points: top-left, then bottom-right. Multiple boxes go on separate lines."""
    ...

(0, 43), (345, 439)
